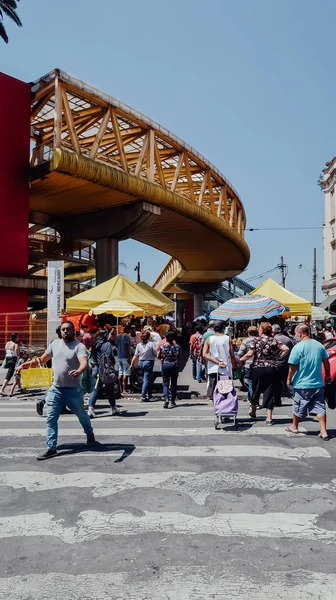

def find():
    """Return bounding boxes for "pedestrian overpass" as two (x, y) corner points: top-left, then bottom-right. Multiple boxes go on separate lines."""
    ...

(28, 69), (249, 298)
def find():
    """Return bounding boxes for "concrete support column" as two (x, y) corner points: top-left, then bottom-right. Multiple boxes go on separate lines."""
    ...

(194, 293), (203, 318)
(95, 238), (119, 284)
(176, 299), (185, 329)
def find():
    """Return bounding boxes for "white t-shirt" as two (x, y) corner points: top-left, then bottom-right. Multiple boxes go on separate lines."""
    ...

(150, 331), (162, 347)
(207, 334), (232, 376)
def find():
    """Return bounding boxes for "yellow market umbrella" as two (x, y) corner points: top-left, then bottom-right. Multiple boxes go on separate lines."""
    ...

(252, 278), (312, 317)
(137, 281), (174, 313)
(66, 274), (166, 314)
(89, 300), (144, 317)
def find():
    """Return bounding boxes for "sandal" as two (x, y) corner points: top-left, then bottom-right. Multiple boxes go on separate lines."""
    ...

(249, 412), (257, 420)
(285, 426), (299, 435)
(318, 434), (330, 441)
(265, 420), (273, 426)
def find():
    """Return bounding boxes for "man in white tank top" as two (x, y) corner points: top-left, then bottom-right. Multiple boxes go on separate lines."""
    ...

(202, 321), (237, 400)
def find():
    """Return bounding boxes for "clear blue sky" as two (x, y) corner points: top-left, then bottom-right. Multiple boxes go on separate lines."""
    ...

(2, 0), (335, 300)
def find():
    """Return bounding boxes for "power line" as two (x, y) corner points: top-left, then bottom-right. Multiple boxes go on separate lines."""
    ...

(245, 226), (329, 232)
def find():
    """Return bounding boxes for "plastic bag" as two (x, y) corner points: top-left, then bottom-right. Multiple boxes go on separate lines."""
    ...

(21, 365), (53, 389)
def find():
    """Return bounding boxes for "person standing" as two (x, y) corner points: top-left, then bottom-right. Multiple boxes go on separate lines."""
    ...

(156, 320), (170, 339)
(272, 323), (293, 403)
(87, 335), (119, 418)
(202, 321), (237, 400)
(158, 331), (181, 408)
(237, 326), (258, 403)
(131, 331), (157, 402)
(189, 325), (204, 382)
(144, 325), (161, 348)
(116, 325), (132, 394)
(286, 324), (331, 440)
(18, 320), (96, 460)
(0, 333), (19, 396)
(323, 323), (335, 341)
(240, 322), (289, 425)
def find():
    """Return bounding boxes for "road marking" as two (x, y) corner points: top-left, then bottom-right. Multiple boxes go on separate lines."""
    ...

(0, 426), (307, 436)
(0, 568), (335, 600)
(0, 510), (335, 543)
(0, 414), (293, 422)
(0, 445), (326, 460)
(0, 469), (333, 504)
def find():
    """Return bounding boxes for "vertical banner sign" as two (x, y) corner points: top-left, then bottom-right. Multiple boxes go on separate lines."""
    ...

(47, 261), (64, 346)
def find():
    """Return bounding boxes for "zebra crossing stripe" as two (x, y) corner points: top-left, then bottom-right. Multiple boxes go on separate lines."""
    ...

(0, 426), (307, 436)
(0, 567), (335, 600)
(0, 509), (334, 543)
(0, 469), (333, 503)
(0, 445), (327, 460)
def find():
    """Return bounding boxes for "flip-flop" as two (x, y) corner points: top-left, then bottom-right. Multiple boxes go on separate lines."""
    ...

(318, 434), (330, 441)
(285, 426), (299, 435)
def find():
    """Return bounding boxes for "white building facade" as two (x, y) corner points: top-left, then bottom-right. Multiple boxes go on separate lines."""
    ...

(322, 157), (336, 299)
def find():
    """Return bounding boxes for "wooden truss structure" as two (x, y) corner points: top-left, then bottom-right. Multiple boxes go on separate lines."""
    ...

(30, 70), (246, 235)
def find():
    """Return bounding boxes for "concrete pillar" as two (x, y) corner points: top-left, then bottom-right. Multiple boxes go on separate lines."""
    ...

(176, 299), (185, 328)
(95, 238), (119, 284)
(194, 293), (203, 318)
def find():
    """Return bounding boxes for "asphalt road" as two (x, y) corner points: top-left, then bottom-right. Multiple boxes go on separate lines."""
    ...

(0, 365), (336, 599)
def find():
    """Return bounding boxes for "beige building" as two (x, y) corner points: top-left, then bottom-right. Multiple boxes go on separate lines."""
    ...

(322, 157), (336, 308)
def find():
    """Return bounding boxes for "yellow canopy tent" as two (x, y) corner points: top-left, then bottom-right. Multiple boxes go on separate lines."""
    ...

(252, 278), (312, 317)
(137, 281), (174, 313)
(89, 300), (144, 317)
(66, 274), (167, 314)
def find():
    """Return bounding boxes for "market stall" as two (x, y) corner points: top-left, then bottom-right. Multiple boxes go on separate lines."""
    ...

(251, 278), (311, 317)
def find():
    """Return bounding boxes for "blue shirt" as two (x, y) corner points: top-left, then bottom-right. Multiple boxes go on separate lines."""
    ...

(288, 339), (328, 389)
(116, 334), (131, 359)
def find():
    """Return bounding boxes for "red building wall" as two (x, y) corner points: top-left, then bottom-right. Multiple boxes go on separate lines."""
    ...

(0, 72), (30, 312)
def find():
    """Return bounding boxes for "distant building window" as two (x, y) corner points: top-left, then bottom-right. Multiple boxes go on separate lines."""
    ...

(331, 189), (335, 222)
(332, 241), (336, 275)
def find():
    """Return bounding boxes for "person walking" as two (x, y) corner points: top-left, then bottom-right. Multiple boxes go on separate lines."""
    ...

(115, 325), (132, 395)
(189, 325), (204, 382)
(18, 320), (96, 460)
(237, 326), (258, 403)
(0, 333), (19, 396)
(272, 323), (293, 403)
(240, 322), (289, 425)
(286, 324), (331, 440)
(158, 331), (181, 409)
(203, 321), (237, 400)
(87, 334), (119, 418)
(131, 331), (157, 402)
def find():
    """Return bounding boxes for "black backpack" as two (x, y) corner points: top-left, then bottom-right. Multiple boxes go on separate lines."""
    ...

(99, 353), (117, 385)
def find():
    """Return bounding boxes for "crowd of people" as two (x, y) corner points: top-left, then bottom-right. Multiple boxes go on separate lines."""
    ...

(0, 312), (334, 459)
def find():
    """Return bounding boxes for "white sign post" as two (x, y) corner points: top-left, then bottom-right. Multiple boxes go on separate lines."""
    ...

(47, 261), (64, 346)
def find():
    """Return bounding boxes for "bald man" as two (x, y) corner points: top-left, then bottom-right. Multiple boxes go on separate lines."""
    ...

(286, 324), (331, 440)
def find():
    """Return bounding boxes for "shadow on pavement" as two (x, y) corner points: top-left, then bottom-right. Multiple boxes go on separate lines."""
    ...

(55, 442), (136, 462)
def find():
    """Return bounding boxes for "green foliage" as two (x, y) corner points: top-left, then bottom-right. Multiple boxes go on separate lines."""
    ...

(0, 0), (22, 44)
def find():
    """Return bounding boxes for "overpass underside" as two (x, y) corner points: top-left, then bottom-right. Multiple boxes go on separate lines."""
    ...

(29, 69), (250, 294)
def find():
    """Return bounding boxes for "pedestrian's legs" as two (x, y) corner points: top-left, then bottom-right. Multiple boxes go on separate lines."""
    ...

(105, 383), (116, 409)
(140, 361), (151, 400)
(162, 364), (170, 402)
(45, 385), (64, 449)
(196, 359), (203, 382)
(147, 362), (154, 399)
(88, 384), (99, 408)
(170, 366), (179, 401)
(191, 356), (197, 380)
(316, 413), (328, 438)
(65, 388), (93, 435)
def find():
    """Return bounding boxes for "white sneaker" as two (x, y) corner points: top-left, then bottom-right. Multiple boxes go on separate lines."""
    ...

(87, 407), (96, 419)
(111, 407), (120, 416)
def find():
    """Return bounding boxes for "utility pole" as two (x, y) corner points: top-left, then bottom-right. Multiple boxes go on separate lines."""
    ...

(134, 261), (141, 282)
(279, 256), (286, 288)
(313, 247), (317, 306)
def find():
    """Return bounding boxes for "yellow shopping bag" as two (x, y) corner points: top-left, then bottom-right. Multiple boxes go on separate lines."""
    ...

(21, 365), (53, 389)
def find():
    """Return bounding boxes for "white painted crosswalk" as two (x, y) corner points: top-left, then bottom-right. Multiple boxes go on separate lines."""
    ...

(0, 395), (333, 599)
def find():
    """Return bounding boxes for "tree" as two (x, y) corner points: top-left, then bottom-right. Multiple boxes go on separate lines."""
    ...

(0, 0), (22, 44)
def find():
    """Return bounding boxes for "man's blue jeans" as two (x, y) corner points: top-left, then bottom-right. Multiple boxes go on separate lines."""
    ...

(162, 364), (179, 401)
(45, 385), (93, 449)
(191, 356), (203, 380)
(139, 360), (154, 400)
(243, 367), (253, 403)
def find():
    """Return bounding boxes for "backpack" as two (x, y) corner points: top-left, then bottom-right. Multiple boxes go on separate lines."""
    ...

(191, 332), (202, 357)
(99, 353), (117, 385)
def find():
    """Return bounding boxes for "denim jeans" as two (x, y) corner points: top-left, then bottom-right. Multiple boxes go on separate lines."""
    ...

(243, 367), (253, 403)
(139, 360), (154, 400)
(45, 385), (93, 449)
(162, 363), (179, 401)
(89, 381), (115, 409)
(191, 356), (203, 380)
